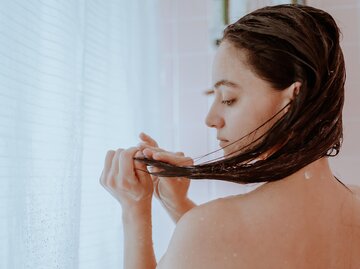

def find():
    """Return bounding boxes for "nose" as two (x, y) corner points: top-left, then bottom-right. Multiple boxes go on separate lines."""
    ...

(205, 102), (225, 129)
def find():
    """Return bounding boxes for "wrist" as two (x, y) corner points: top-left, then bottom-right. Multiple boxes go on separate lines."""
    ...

(122, 198), (152, 223)
(162, 197), (194, 214)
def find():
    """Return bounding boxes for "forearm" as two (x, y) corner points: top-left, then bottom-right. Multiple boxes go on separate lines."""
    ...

(162, 198), (197, 224)
(122, 201), (156, 269)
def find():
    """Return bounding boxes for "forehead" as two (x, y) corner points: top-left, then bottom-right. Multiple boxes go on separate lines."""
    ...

(212, 41), (251, 85)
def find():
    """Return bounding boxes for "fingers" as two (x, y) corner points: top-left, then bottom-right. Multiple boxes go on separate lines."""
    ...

(111, 148), (123, 175)
(100, 146), (155, 204)
(153, 151), (194, 166)
(100, 142), (191, 201)
(137, 144), (180, 159)
(118, 147), (140, 185)
(105, 150), (116, 170)
(137, 142), (166, 153)
(139, 132), (159, 147)
(142, 147), (165, 159)
(137, 134), (187, 161)
(137, 144), (192, 166)
(100, 150), (116, 187)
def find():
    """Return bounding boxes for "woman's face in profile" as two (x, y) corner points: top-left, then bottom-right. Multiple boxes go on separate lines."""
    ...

(205, 41), (292, 157)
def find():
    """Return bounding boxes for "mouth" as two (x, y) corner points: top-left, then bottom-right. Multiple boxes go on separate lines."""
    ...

(218, 140), (229, 147)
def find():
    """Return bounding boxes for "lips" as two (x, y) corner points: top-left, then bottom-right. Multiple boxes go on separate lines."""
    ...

(217, 136), (229, 148)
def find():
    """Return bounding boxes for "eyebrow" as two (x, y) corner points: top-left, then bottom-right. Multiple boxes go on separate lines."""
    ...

(204, 79), (240, 95)
(214, 79), (239, 89)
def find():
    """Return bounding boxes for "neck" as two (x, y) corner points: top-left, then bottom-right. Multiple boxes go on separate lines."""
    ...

(256, 157), (345, 195)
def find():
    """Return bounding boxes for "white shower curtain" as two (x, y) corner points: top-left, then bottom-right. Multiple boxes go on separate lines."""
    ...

(0, 0), (170, 268)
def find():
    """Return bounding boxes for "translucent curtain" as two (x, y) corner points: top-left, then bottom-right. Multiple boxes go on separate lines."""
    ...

(0, 0), (163, 268)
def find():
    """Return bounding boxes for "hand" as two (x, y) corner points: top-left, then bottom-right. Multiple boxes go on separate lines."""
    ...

(99, 147), (154, 209)
(137, 132), (193, 211)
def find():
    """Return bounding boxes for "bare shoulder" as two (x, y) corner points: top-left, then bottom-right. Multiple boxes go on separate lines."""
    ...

(156, 183), (360, 269)
(156, 197), (249, 269)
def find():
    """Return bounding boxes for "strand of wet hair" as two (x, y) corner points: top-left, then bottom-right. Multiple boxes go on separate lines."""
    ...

(138, 101), (292, 169)
(192, 102), (290, 165)
(133, 102), (291, 177)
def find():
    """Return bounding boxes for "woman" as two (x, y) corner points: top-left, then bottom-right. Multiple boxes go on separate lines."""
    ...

(100, 4), (360, 268)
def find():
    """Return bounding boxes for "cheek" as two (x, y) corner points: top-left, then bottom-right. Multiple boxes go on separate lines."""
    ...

(227, 98), (281, 144)
(227, 101), (264, 135)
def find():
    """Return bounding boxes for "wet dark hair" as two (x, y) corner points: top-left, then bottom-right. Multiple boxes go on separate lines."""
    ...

(135, 4), (348, 186)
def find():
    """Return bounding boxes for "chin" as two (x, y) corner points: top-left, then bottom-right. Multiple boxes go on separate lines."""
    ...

(222, 146), (244, 158)
(222, 148), (235, 158)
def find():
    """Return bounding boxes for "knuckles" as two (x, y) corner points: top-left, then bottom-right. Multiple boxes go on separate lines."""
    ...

(101, 147), (140, 189)
(134, 150), (144, 158)
(119, 147), (137, 159)
(184, 157), (194, 166)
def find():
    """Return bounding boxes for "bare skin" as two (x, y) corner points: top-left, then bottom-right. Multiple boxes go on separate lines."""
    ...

(100, 134), (360, 269)
(100, 40), (359, 268)
(137, 132), (196, 223)
(155, 40), (360, 268)
(157, 157), (360, 268)
(100, 134), (197, 269)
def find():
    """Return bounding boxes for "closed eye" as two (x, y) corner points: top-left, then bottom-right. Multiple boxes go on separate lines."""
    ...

(221, 99), (236, 106)
(204, 89), (236, 106)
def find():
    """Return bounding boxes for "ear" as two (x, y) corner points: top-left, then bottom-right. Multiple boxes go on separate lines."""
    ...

(281, 81), (301, 113)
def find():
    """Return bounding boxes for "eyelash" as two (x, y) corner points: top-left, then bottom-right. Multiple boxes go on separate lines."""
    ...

(221, 99), (236, 106)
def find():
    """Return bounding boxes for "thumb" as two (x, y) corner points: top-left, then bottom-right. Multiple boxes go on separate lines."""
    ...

(139, 132), (159, 147)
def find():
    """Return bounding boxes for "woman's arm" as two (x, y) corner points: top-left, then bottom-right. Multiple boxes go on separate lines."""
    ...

(137, 132), (197, 224)
(122, 201), (156, 269)
(122, 192), (196, 269)
(160, 197), (197, 223)
(99, 147), (158, 269)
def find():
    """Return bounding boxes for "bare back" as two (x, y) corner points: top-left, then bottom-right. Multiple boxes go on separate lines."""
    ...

(158, 182), (360, 269)
(205, 184), (360, 268)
